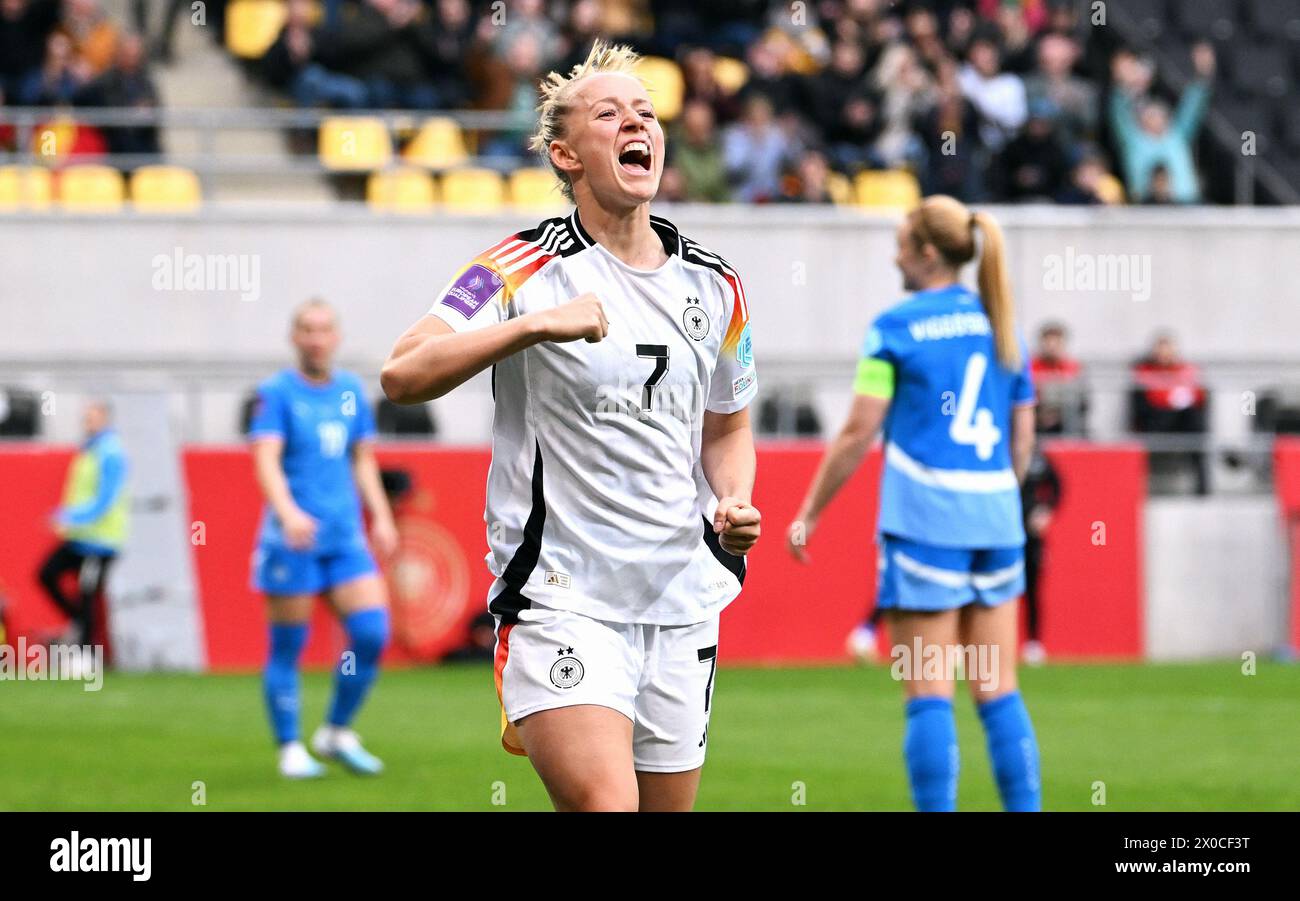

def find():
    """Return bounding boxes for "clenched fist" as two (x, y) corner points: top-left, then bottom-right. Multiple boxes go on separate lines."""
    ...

(714, 497), (761, 557)
(540, 293), (609, 344)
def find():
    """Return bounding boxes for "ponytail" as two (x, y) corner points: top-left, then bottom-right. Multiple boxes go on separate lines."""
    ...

(971, 210), (1020, 371)
(910, 196), (1021, 371)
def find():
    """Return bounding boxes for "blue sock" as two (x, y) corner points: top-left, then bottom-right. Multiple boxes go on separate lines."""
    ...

(327, 608), (389, 728)
(903, 697), (959, 812)
(977, 691), (1042, 812)
(264, 622), (309, 745)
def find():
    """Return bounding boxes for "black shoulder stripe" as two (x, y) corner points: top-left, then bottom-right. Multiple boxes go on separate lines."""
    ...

(513, 214), (583, 258)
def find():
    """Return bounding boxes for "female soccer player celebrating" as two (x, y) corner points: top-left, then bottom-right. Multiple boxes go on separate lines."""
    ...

(382, 41), (760, 812)
(250, 299), (397, 779)
(786, 196), (1041, 812)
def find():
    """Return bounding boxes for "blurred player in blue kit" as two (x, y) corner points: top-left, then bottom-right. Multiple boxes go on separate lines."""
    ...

(787, 196), (1041, 812)
(249, 299), (398, 779)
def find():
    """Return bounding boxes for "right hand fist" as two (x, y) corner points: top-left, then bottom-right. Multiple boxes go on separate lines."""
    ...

(281, 507), (318, 550)
(542, 293), (608, 344)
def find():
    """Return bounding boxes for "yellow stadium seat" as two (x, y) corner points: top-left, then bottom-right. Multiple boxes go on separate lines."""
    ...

(319, 116), (392, 171)
(367, 168), (437, 213)
(634, 56), (685, 121)
(226, 0), (288, 59)
(0, 166), (54, 211)
(439, 168), (506, 213)
(508, 167), (566, 211)
(130, 165), (202, 213)
(854, 169), (922, 210)
(403, 117), (469, 170)
(826, 171), (854, 206)
(712, 56), (749, 95)
(58, 165), (126, 213)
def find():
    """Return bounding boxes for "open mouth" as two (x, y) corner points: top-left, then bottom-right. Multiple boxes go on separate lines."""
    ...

(618, 140), (652, 175)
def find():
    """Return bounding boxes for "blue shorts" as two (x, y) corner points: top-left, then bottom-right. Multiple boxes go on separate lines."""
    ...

(876, 534), (1025, 612)
(251, 541), (378, 596)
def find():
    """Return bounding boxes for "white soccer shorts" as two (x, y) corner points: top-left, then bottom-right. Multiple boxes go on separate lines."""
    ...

(493, 604), (721, 773)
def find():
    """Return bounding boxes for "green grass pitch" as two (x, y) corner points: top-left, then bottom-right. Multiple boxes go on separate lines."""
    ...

(3, 662), (1297, 811)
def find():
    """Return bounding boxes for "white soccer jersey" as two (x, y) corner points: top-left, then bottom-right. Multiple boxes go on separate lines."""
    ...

(428, 209), (757, 626)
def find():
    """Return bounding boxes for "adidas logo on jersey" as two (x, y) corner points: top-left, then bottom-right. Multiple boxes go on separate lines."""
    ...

(544, 570), (571, 589)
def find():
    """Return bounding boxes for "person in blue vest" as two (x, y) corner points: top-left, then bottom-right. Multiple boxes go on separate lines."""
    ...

(39, 399), (130, 648)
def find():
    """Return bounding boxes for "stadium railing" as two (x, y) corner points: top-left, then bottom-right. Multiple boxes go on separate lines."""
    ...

(2, 101), (1295, 206)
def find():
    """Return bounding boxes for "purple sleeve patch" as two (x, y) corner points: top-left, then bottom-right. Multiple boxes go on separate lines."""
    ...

(438, 263), (505, 319)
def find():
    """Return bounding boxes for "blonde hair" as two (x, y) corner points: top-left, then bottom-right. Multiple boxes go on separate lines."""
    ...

(908, 195), (1020, 370)
(291, 296), (336, 330)
(529, 39), (644, 202)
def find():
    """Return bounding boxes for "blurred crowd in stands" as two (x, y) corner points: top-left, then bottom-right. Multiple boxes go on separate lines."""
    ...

(0, 0), (161, 156)
(1, 0), (1230, 205)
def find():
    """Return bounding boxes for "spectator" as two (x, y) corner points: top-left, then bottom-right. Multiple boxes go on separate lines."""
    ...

(777, 148), (835, 204)
(1055, 147), (1109, 204)
(1020, 444), (1061, 666)
(958, 33), (1027, 152)
(944, 5), (978, 60)
(764, 0), (830, 69)
(913, 55), (987, 200)
(998, 97), (1069, 202)
(481, 31), (545, 161)
(667, 99), (731, 202)
(738, 30), (799, 114)
(1130, 332), (1210, 494)
(1030, 322), (1087, 435)
(990, 1), (1038, 73)
(0, 86), (13, 150)
(58, 0), (119, 77)
(1143, 163), (1175, 205)
(699, 0), (767, 57)
(490, 0), (562, 69)
(0, 0), (59, 100)
(872, 42), (931, 168)
(422, 0), (474, 109)
(73, 31), (161, 158)
(647, 0), (706, 57)
(722, 92), (792, 202)
(259, 0), (370, 109)
(1109, 43), (1214, 204)
(803, 39), (882, 172)
(313, 0), (442, 110)
(976, 0), (1049, 39)
(554, 0), (603, 75)
(656, 164), (687, 202)
(904, 5), (947, 71)
(1024, 32), (1097, 145)
(18, 30), (91, 104)
(681, 46), (741, 126)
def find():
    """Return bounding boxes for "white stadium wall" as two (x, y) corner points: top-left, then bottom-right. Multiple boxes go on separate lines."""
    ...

(2, 206), (1299, 364)
(1, 206), (1297, 661)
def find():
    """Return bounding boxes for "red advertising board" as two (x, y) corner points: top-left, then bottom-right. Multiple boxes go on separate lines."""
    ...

(1272, 437), (1300, 651)
(0, 442), (1147, 667)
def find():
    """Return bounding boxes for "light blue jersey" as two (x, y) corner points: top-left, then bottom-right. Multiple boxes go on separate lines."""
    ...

(856, 284), (1035, 550)
(248, 368), (376, 553)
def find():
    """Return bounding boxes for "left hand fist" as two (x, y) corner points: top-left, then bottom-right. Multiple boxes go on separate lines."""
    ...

(371, 518), (400, 561)
(714, 497), (761, 557)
